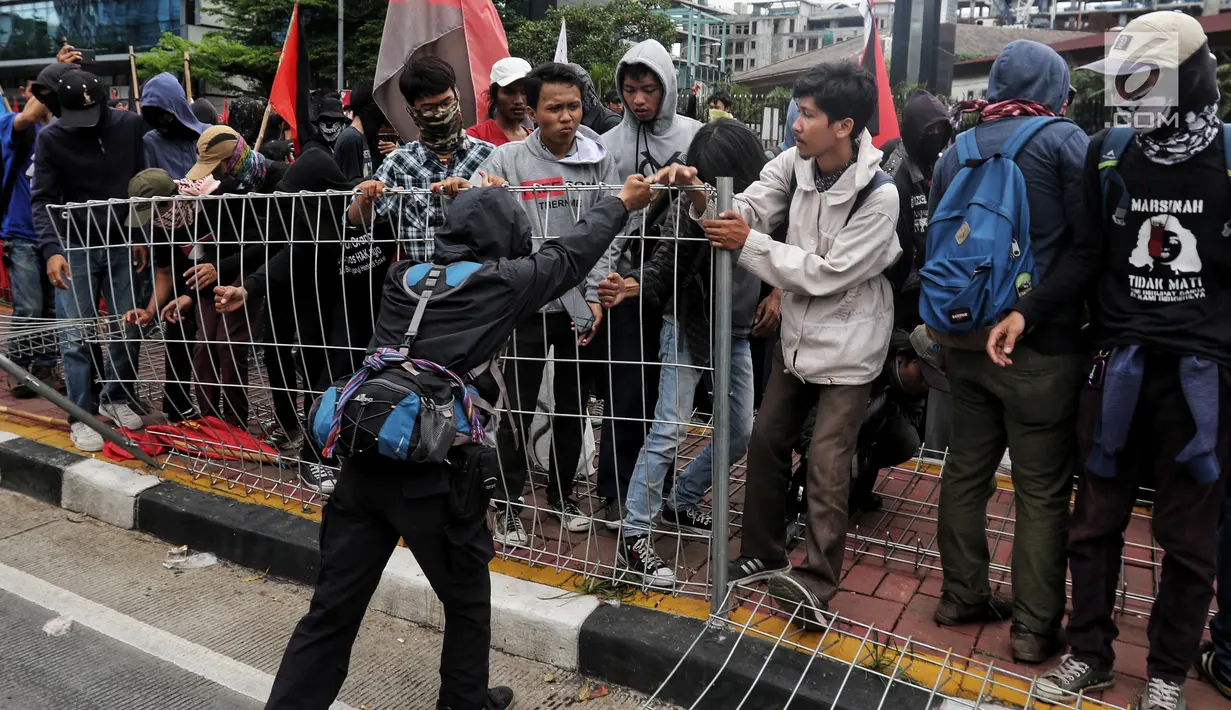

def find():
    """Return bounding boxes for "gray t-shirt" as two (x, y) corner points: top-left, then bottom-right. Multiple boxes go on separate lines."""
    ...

(333, 126), (371, 181)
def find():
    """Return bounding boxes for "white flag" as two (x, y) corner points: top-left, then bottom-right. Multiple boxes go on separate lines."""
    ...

(554, 19), (568, 63)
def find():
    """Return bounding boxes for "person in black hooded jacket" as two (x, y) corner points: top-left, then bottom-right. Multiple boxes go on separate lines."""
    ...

(258, 174), (651, 710)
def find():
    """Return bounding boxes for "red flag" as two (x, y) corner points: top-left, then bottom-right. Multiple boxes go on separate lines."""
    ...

(374, 0), (511, 142)
(220, 98), (229, 124)
(268, 3), (314, 152)
(860, 0), (899, 148)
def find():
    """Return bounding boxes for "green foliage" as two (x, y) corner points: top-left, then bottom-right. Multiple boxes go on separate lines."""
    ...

(135, 0), (390, 96)
(1218, 63), (1231, 120)
(1068, 64), (1109, 136)
(506, 0), (676, 73)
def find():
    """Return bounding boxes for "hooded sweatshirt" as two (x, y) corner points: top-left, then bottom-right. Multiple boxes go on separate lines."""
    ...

(140, 73), (211, 179)
(889, 90), (950, 328)
(929, 40), (1089, 354)
(693, 131), (901, 385)
(569, 64), (621, 135)
(471, 124), (619, 306)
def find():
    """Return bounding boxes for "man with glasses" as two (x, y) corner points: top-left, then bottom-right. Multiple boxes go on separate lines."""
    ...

(349, 57), (495, 261)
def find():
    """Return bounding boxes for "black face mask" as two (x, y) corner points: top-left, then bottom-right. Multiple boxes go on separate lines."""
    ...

(916, 132), (951, 176)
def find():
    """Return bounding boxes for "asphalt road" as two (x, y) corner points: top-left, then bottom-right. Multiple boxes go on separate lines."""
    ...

(0, 488), (671, 710)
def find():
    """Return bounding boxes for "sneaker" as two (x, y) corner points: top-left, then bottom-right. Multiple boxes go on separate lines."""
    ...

(587, 398), (604, 427)
(298, 463), (337, 495)
(1196, 641), (1231, 700)
(484, 686), (515, 710)
(265, 426), (303, 455)
(70, 421), (104, 453)
(7, 371), (33, 398)
(661, 504), (713, 534)
(31, 364), (65, 394)
(551, 498), (591, 533)
(99, 402), (145, 430)
(932, 591), (1013, 626)
(494, 507), (529, 546)
(599, 497), (624, 531)
(618, 534), (675, 588)
(728, 555), (791, 585)
(1141, 677), (1185, 710)
(1009, 622), (1062, 664)
(1036, 654), (1116, 701)
(767, 573), (828, 631)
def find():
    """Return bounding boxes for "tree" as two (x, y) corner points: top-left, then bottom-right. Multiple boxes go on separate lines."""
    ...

(506, 0), (676, 76)
(136, 33), (251, 94)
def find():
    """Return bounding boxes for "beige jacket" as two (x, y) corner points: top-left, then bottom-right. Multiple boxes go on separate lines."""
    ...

(697, 131), (901, 385)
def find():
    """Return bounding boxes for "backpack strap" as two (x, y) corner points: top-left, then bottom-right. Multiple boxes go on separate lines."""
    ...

(1097, 126), (1135, 227)
(843, 170), (895, 227)
(998, 116), (1066, 161)
(400, 264), (445, 355)
(955, 128), (982, 166)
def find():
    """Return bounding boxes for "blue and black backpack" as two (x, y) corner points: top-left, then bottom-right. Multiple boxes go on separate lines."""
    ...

(919, 116), (1066, 334)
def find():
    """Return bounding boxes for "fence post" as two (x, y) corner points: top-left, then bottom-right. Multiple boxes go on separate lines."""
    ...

(708, 177), (734, 621)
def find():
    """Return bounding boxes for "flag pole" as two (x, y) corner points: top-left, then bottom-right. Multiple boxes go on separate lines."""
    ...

(183, 51), (193, 101)
(128, 45), (141, 110)
(255, 6), (298, 152)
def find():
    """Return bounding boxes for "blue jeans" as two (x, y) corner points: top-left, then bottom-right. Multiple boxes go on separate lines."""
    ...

(4, 239), (56, 366)
(1212, 492), (1231, 674)
(55, 245), (139, 418)
(622, 321), (754, 539)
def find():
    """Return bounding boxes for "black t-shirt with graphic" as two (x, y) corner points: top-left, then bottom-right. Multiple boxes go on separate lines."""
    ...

(1015, 129), (1231, 367)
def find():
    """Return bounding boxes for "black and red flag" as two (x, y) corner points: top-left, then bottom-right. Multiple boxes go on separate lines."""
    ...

(860, 0), (899, 148)
(268, 2), (315, 152)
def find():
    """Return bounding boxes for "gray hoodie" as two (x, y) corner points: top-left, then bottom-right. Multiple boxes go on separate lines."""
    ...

(605, 40), (702, 179)
(472, 124), (619, 307)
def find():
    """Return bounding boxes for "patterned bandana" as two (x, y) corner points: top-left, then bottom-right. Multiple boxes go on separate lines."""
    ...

(950, 99), (1056, 134)
(408, 92), (464, 154)
(224, 136), (268, 191)
(814, 140), (859, 193)
(1137, 103), (1221, 166)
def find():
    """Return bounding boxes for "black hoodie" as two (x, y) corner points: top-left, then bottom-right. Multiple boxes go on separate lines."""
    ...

(33, 106), (149, 260)
(888, 91), (951, 328)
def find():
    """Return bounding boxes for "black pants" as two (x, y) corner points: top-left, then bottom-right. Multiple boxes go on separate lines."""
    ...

(266, 465), (494, 710)
(1066, 355), (1230, 684)
(161, 310), (199, 422)
(595, 303), (661, 501)
(496, 312), (588, 507)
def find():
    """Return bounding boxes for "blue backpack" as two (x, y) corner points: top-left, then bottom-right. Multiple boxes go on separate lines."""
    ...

(919, 116), (1066, 334)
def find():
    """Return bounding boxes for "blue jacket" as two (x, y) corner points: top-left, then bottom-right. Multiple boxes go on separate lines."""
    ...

(140, 73), (209, 179)
(929, 40), (1089, 352)
(0, 112), (39, 241)
(779, 99), (798, 151)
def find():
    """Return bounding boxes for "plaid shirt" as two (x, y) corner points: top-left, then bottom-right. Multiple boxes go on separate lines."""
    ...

(373, 136), (495, 261)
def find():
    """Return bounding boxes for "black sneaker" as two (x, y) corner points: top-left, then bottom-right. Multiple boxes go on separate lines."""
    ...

(661, 504), (712, 534)
(618, 534), (675, 588)
(727, 555), (792, 585)
(298, 462), (337, 495)
(1140, 677), (1185, 710)
(767, 573), (828, 631)
(1036, 654), (1116, 701)
(484, 686), (515, 709)
(1197, 641), (1231, 700)
(551, 498), (591, 533)
(933, 591), (1013, 626)
(599, 497), (624, 531)
(493, 507), (529, 546)
(1009, 622), (1062, 664)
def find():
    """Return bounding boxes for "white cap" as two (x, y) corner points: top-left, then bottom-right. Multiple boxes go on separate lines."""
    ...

(490, 57), (532, 87)
(1082, 11), (1207, 75)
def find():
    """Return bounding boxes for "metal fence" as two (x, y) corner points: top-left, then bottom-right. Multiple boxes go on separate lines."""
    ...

(0, 182), (1161, 710)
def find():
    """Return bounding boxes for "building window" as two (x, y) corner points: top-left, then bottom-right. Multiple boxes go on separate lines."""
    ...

(734, 58), (745, 71)
(750, 40), (756, 50)
(0, 0), (183, 61)
(967, 91), (974, 100)
(748, 58), (756, 68)
(787, 39), (793, 49)
(980, 88), (987, 98)
(809, 37), (819, 50)
(751, 21), (757, 34)
(789, 19), (795, 33)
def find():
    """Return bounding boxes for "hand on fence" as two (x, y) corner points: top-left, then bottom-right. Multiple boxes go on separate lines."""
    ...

(160, 295), (194, 324)
(56, 44), (82, 64)
(213, 285), (247, 314)
(577, 302), (603, 347)
(752, 288), (782, 338)
(378, 140), (398, 156)
(431, 177), (470, 198)
(123, 308), (153, 327)
(618, 175), (652, 212)
(353, 180), (386, 207)
(598, 273), (631, 309)
(184, 263), (217, 290)
(703, 211), (750, 251)
(132, 245), (148, 273)
(46, 254), (70, 289)
(653, 165), (706, 214)
(478, 170), (507, 188)
(987, 312), (1025, 367)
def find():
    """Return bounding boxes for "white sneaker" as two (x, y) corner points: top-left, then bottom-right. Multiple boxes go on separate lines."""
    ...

(494, 508), (529, 546)
(553, 499), (592, 533)
(70, 422), (104, 453)
(99, 402), (144, 430)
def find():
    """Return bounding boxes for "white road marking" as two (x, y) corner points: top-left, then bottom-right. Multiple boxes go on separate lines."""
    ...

(0, 560), (357, 710)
